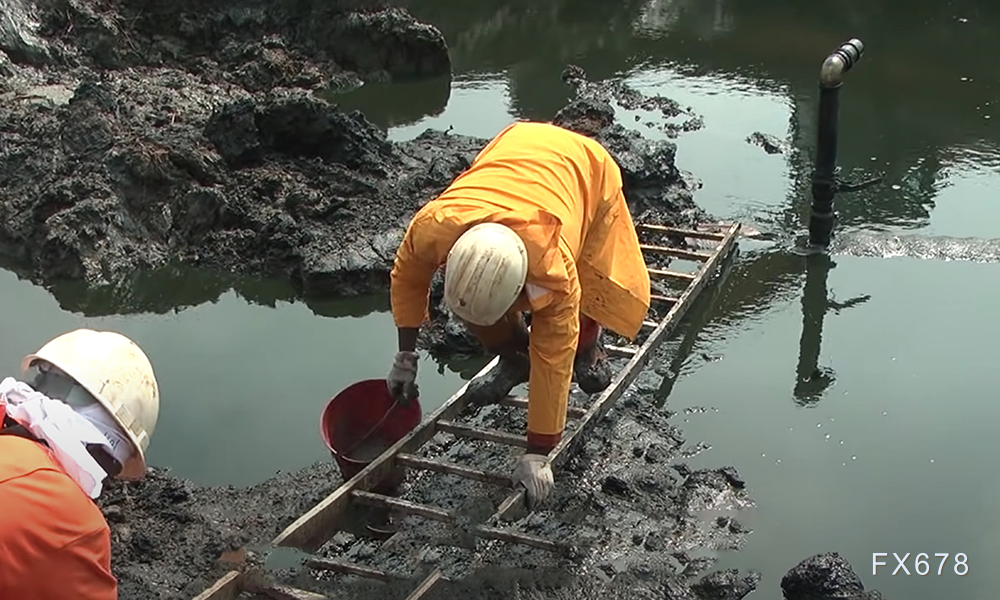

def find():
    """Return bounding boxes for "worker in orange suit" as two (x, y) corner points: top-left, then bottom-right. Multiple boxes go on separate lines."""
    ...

(0, 329), (160, 600)
(387, 121), (651, 507)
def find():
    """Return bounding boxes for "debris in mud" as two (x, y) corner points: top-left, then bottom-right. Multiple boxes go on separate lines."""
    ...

(781, 552), (885, 600)
(746, 131), (790, 155)
(96, 462), (344, 600)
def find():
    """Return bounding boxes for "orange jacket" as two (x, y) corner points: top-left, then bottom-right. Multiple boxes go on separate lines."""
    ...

(391, 121), (651, 449)
(0, 434), (117, 600)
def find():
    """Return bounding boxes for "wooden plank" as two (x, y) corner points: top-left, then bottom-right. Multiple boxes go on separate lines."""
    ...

(190, 571), (243, 600)
(396, 454), (512, 487)
(638, 223), (727, 240)
(437, 420), (529, 447)
(639, 243), (713, 261)
(405, 568), (446, 600)
(304, 556), (393, 581)
(351, 490), (454, 523)
(476, 525), (570, 553)
(648, 267), (696, 280)
(272, 356), (503, 551)
(490, 223), (742, 521)
(496, 395), (587, 418)
(259, 584), (329, 600)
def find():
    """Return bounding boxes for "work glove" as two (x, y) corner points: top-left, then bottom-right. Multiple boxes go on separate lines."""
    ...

(511, 453), (554, 509)
(387, 351), (419, 405)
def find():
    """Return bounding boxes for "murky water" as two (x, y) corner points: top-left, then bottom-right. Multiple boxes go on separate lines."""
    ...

(3, 1), (1000, 598)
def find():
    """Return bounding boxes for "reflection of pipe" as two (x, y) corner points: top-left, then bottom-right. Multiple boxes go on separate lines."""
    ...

(808, 38), (864, 249)
(793, 253), (870, 405)
(794, 253), (835, 404)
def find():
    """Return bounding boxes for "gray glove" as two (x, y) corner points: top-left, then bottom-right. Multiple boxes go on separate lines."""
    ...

(511, 453), (554, 509)
(387, 351), (419, 404)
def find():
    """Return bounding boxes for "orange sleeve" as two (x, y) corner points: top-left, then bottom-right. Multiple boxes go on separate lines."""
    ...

(390, 210), (464, 329)
(525, 283), (581, 453)
(50, 526), (117, 600)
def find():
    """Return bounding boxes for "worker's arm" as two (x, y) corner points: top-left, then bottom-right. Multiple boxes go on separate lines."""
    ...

(524, 287), (581, 455)
(390, 211), (459, 351)
(51, 526), (117, 600)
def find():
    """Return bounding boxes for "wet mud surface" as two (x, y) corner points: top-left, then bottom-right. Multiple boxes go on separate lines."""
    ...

(3, 0), (883, 598)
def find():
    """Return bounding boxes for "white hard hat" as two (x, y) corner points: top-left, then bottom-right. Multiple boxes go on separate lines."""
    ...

(444, 223), (529, 326)
(21, 329), (160, 480)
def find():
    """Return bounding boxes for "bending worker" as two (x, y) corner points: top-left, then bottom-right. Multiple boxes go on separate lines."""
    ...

(0, 329), (160, 600)
(387, 121), (651, 507)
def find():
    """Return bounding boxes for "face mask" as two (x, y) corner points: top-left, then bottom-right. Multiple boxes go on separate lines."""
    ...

(74, 403), (134, 468)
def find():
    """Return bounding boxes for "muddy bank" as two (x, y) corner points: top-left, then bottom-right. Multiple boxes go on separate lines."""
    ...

(96, 354), (885, 600)
(1, 0), (706, 321)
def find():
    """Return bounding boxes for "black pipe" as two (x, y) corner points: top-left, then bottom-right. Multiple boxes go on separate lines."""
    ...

(808, 38), (865, 249)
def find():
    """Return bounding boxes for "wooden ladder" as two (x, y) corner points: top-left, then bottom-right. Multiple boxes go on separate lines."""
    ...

(191, 222), (742, 600)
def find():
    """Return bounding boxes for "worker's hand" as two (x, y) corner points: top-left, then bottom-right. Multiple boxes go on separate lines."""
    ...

(511, 453), (554, 509)
(387, 351), (419, 405)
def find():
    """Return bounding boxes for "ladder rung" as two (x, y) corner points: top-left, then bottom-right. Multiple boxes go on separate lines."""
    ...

(405, 568), (446, 600)
(396, 453), (511, 487)
(639, 223), (727, 240)
(651, 294), (680, 304)
(648, 267), (697, 280)
(256, 583), (330, 600)
(350, 492), (568, 553)
(437, 420), (529, 447)
(640, 243), (712, 261)
(304, 556), (393, 582)
(605, 344), (637, 357)
(641, 320), (658, 328)
(496, 396), (587, 418)
(351, 490), (454, 523)
(476, 525), (569, 553)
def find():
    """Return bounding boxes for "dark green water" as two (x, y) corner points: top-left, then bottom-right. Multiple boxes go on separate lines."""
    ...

(4, 1), (1000, 598)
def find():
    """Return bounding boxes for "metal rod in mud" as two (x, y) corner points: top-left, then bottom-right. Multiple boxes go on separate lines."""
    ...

(808, 38), (864, 249)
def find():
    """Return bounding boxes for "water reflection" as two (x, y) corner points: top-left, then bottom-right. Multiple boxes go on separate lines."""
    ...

(325, 74), (452, 130)
(793, 253), (869, 405)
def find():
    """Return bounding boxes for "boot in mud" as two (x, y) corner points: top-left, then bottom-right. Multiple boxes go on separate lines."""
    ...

(574, 337), (612, 395)
(463, 352), (530, 408)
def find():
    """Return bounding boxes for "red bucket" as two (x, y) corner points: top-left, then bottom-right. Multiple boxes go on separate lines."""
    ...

(321, 379), (422, 495)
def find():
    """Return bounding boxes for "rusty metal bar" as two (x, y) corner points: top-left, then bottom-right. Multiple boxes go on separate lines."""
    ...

(604, 344), (637, 357)
(648, 267), (697, 280)
(437, 420), (529, 447)
(639, 243), (712, 261)
(638, 223), (727, 240)
(396, 454), (512, 487)
(496, 395), (587, 418)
